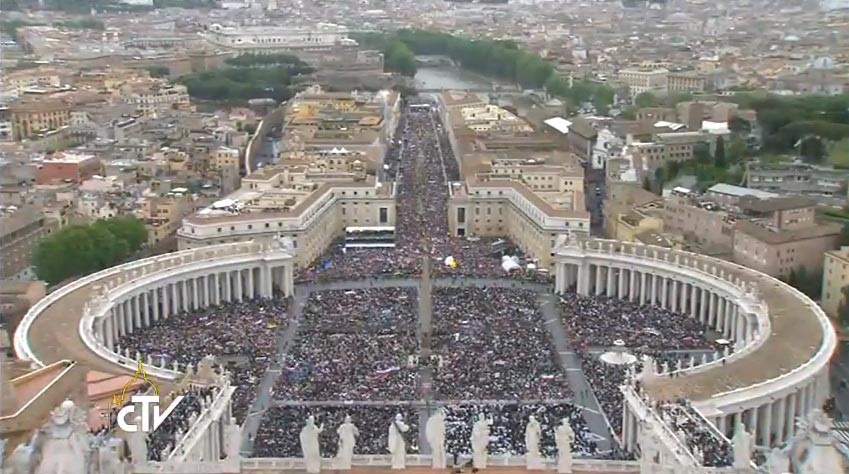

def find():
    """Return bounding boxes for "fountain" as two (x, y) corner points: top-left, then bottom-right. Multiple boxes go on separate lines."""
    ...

(599, 339), (638, 365)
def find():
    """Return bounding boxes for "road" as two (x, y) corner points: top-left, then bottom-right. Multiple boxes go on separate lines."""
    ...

(584, 167), (606, 237)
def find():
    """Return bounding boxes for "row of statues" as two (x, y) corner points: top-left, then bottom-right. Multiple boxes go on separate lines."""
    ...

(299, 409), (577, 474)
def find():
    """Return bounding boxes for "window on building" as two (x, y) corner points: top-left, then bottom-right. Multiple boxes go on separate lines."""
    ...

(379, 207), (389, 224)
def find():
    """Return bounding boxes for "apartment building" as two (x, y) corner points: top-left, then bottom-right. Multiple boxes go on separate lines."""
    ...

(120, 80), (191, 116)
(177, 167), (396, 268)
(0, 206), (59, 280)
(447, 152), (590, 268)
(822, 246), (849, 320)
(9, 98), (72, 141)
(663, 188), (736, 251)
(667, 72), (708, 93)
(35, 152), (102, 185)
(616, 68), (669, 95)
(144, 191), (196, 246)
(747, 162), (849, 205)
(732, 196), (840, 278)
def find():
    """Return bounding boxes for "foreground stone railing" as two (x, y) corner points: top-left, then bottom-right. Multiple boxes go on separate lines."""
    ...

(241, 456), (640, 472)
(15, 241), (278, 370)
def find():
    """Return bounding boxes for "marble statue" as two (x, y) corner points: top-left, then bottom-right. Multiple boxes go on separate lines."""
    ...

(125, 414), (147, 464)
(425, 408), (447, 469)
(525, 416), (543, 470)
(555, 419), (574, 474)
(335, 415), (359, 469)
(767, 447), (790, 474)
(224, 420), (242, 460)
(471, 413), (492, 469)
(34, 400), (93, 474)
(95, 436), (126, 474)
(300, 416), (324, 474)
(8, 433), (37, 474)
(387, 414), (409, 470)
(732, 421), (754, 469)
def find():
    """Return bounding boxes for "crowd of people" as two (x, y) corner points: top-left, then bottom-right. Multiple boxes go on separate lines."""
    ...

(148, 386), (218, 461)
(295, 99), (542, 284)
(274, 288), (420, 401)
(116, 297), (289, 422)
(559, 293), (713, 351)
(658, 399), (733, 467)
(432, 287), (571, 400)
(443, 403), (596, 457)
(252, 405), (419, 458)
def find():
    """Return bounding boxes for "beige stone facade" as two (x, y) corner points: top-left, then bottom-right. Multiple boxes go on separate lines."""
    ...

(821, 246), (849, 320)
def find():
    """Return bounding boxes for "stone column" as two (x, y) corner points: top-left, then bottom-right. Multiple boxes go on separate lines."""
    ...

(708, 292), (716, 329)
(170, 282), (179, 316)
(785, 393), (797, 441)
(699, 287), (709, 324)
(133, 296), (141, 329)
(640, 272), (647, 305)
(142, 292), (151, 327)
(724, 301), (733, 338)
(660, 276), (668, 309)
(760, 402), (773, 447)
(116, 304), (125, 337)
(247, 267), (255, 299)
(181, 280), (189, 312)
(607, 266), (616, 298)
(618, 267), (626, 299)
(236, 269), (244, 302)
(104, 317), (114, 349)
(749, 406), (759, 445)
(595, 265), (603, 296)
(690, 284), (698, 319)
(670, 280), (678, 312)
(679, 281), (687, 314)
(193, 278), (200, 310)
(153, 288), (161, 321)
(262, 265), (273, 298)
(776, 397), (787, 445)
(629, 269), (637, 301)
(222, 271), (231, 302)
(577, 263), (590, 296)
(214, 272), (221, 304)
(650, 274), (658, 305)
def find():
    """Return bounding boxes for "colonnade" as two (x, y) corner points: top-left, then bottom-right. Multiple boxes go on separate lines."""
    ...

(554, 250), (830, 450)
(557, 262), (754, 345)
(97, 262), (294, 351)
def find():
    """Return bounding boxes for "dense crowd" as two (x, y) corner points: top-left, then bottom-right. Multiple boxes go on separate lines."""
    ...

(148, 386), (217, 461)
(559, 293), (713, 350)
(117, 297), (289, 422)
(252, 405), (419, 458)
(274, 288), (420, 401)
(658, 400), (733, 467)
(295, 100), (546, 284)
(443, 403), (596, 457)
(432, 287), (571, 400)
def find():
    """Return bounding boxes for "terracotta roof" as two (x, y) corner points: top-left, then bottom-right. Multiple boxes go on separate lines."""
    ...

(465, 178), (589, 219)
(569, 117), (598, 139)
(739, 196), (816, 213)
(735, 220), (841, 244)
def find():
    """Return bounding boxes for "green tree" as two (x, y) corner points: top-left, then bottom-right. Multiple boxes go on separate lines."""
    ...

(714, 135), (727, 168)
(146, 65), (170, 78)
(635, 91), (659, 108)
(728, 116), (752, 135)
(383, 41), (417, 77)
(642, 176), (652, 191)
(840, 222), (849, 246)
(727, 137), (748, 165)
(798, 135), (827, 164)
(33, 216), (148, 285)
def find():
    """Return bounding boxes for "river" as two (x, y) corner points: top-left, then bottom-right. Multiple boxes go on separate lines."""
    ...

(413, 66), (495, 91)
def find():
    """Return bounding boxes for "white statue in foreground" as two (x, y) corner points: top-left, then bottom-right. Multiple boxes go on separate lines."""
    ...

(471, 413), (492, 469)
(36, 400), (93, 474)
(300, 416), (324, 474)
(525, 416), (543, 470)
(425, 408), (447, 469)
(732, 421), (754, 469)
(388, 414), (409, 470)
(555, 419), (575, 474)
(335, 415), (359, 470)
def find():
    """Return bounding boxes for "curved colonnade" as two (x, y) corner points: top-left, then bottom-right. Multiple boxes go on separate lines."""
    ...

(554, 238), (835, 449)
(14, 238), (836, 455)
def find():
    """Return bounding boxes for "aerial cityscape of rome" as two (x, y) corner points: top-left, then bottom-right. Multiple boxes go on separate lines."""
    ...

(2, 0), (849, 472)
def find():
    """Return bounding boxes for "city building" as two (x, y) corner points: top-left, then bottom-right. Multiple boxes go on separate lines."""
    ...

(120, 80), (192, 117)
(747, 162), (849, 206)
(0, 206), (59, 280)
(35, 152), (102, 185)
(616, 67), (669, 95)
(822, 246), (849, 321)
(177, 167), (396, 268)
(447, 151), (591, 268)
(732, 196), (841, 277)
(666, 72), (708, 93)
(8, 98), (72, 141)
(203, 23), (351, 53)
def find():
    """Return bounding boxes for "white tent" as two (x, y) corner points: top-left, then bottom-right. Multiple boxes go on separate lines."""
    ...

(444, 256), (456, 267)
(501, 256), (521, 272)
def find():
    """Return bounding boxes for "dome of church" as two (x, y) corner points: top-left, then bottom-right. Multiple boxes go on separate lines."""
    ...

(812, 56), (835, 69)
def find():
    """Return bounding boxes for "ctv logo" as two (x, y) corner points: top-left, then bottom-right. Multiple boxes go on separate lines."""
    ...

(112, 360), (184, 433)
